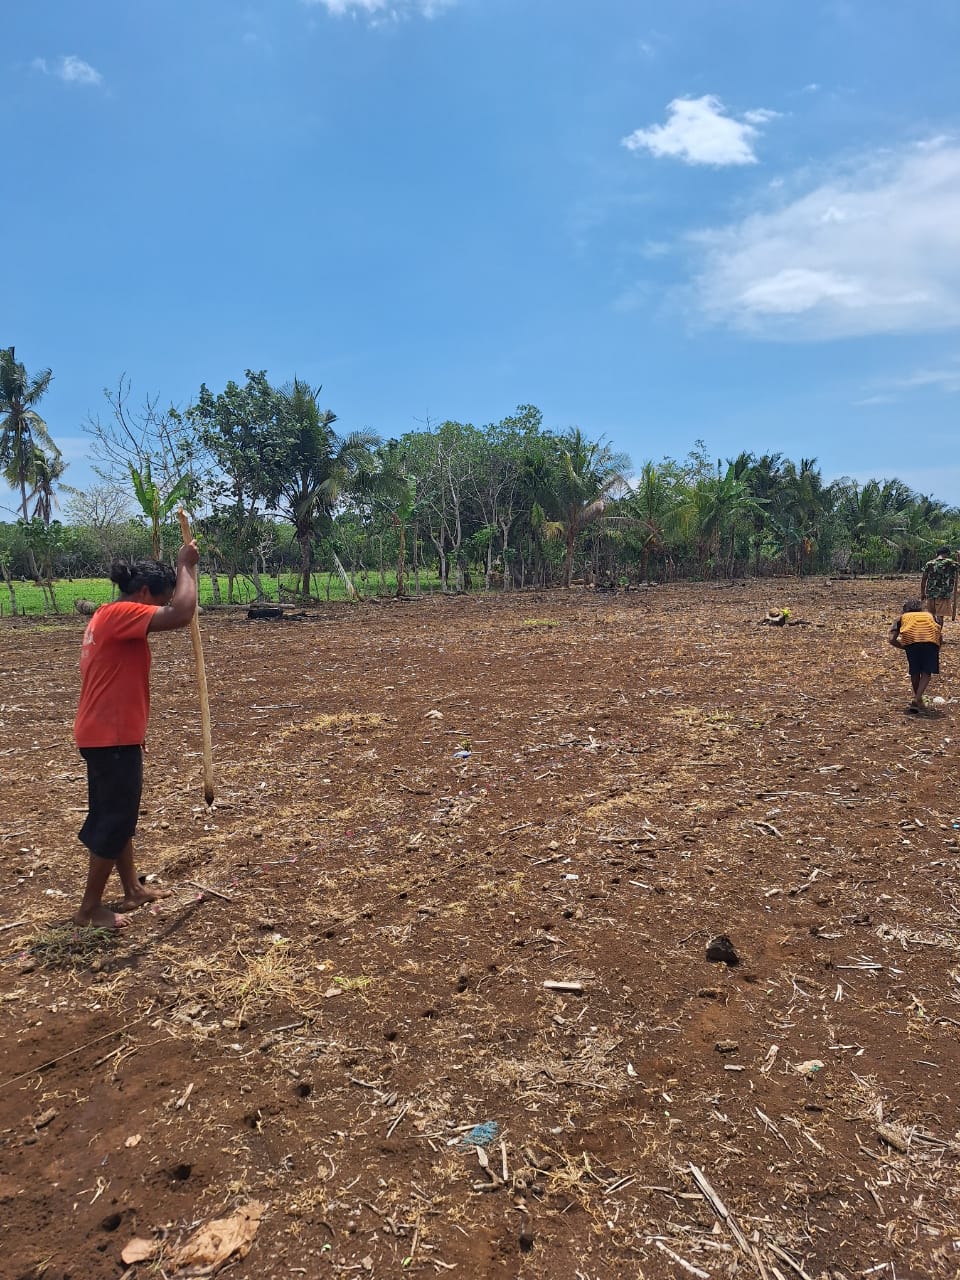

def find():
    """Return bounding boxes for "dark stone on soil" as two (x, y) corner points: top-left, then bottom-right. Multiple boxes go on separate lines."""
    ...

(706, 935), (739, 966)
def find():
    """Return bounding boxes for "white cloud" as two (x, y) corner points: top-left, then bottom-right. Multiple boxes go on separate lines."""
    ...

(692, 141), (960, 337)
(303, 0), (453, 16)
(622, 95), (777, 167)
(895, 362), (960, 393)
(32, 54), (103, 87)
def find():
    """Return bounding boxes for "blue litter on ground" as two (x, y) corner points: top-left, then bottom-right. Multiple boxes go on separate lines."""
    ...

(459, 1120), (499, 1147)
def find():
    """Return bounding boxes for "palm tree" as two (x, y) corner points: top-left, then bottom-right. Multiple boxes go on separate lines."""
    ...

(678, 463), (756, 577)
(23, 445), (72, 525)
(627, 463), (681, 580)
(897, 494), (948, 572)
(744, 453), (783, 575)
(839, 479), (905, 572)
(271, 379), (378, 596)
(358, 441), (418, 597)
(776, 457), (826, 573)
(544, 428), (630, 587)
(0, 348), (55, 523)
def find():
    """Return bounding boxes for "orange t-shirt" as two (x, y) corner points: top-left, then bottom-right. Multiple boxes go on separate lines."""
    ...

(74, 601), (158, 748)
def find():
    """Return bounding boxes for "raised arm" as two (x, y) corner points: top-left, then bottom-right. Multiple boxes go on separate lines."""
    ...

(149, 541), (200, 632)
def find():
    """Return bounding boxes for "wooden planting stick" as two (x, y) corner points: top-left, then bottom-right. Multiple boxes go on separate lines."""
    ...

(177, 509), (214, 806)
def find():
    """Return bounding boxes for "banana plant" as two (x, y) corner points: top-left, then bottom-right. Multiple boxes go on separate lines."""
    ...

(129, 459), (192, 557)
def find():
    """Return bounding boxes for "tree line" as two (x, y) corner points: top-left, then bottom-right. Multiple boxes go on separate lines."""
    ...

(2, 350), (958, 601)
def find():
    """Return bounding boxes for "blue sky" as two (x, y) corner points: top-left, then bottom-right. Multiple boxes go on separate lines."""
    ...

(4, 0), (960, 512)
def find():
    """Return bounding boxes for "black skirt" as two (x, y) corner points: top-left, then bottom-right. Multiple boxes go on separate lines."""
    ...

(904, 642), (940, 677)
(78, 746), (143, 859)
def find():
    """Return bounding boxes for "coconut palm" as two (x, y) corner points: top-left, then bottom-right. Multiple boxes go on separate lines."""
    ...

(544, 428), (630, 587)
(0, 348), (55, 523)
(271, 379), (379, 596)
(356, 440), (418, 597)
(22, 445), (72, 525)
(626, 462), (681, 580)
(744, 453), (784, 575)
(678, 463), (756, 576)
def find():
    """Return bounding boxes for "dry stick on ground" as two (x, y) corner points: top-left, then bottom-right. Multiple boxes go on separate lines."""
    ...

(183, 880), (233, 902)
(689, 1163), (753, 1259)
(177, 508), (214, 806)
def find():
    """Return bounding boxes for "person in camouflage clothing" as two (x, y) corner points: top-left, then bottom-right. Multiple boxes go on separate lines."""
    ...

(920, 547), (960, 625)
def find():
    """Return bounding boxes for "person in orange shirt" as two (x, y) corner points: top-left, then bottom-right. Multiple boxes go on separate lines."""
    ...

(888, 598), (942, 714)
(73, 541), (200, 928)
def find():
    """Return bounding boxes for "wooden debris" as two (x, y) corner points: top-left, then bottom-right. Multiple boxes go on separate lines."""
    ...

(876, 1123), (909, 1154)
(184, 880), (233, 902)
(543, 980), (584, 995)
(689, 1163), (752, 1257)
(652, 1239), (710, 1278)
(174, 1082), (194, 1110)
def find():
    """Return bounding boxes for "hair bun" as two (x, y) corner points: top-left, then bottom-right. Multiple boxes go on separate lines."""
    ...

(110, 560), (133, 593)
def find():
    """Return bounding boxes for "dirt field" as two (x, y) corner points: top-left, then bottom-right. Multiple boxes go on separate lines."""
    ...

(2, 578), (959, 1280)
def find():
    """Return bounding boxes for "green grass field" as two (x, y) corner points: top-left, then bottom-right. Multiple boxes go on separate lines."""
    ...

(0, 570), (446, 617)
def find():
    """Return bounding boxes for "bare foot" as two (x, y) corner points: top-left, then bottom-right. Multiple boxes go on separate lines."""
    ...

(118, 885), (173, 912)
(73, 906), (131, 930)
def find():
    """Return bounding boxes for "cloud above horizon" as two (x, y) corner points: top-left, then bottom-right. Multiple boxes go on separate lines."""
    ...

(302, 0), (453, 16)
(32, 55), (104, 87)
(691, 141), (960, 338)
(622, 95), (777, 166)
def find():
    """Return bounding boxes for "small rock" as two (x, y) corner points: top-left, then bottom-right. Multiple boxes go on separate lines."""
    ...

(705, 935), (739, 966)
(715, 1040), (739, 1055)
(795, 1059), (825, 1078)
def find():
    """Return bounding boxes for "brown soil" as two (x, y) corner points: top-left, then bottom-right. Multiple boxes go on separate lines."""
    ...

(2, 578), (959, 1280)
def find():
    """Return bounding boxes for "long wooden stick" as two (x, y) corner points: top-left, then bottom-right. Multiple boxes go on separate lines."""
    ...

(177, 509), (214, 805)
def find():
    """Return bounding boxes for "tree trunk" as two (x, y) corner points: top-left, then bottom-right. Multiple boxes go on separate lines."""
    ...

(299, 533), (311, 597)
(396, 518), (406, 598)
(563, 533), (576, 588)
(0, 559), (16, 617)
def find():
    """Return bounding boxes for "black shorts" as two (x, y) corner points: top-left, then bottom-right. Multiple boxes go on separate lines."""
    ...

(905, 642), (940, 677)
(78, 746), (143, 860)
